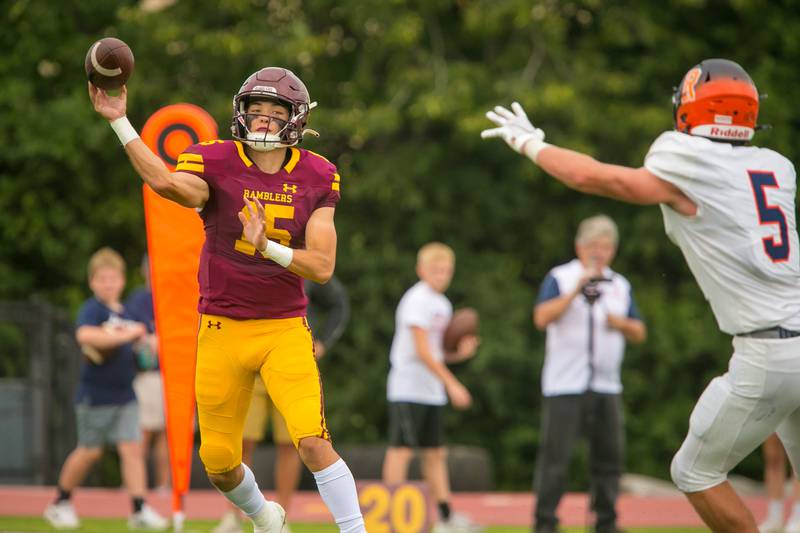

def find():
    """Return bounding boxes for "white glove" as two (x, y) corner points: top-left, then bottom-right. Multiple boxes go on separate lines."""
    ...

(481, 102), (550, 162)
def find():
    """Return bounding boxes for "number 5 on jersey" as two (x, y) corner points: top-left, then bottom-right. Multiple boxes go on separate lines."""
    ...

(235, 203), (295, 255)
(749, 170), (790, 262)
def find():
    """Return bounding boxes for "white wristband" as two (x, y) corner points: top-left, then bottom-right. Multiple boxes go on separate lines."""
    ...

(110, 116), (140, 146)
(259, 240), (294, 268)
(521, 139), (551, 164)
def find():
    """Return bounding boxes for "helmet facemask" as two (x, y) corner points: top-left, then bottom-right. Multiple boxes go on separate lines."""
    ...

(231, 94), (290, 152)
(231, 92), (318, 151)
(243, 112), (287, 151)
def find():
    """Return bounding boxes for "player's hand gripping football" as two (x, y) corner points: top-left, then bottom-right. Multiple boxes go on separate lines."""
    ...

(87, 82), (127, 121)
(454, 334), (480, 362)
(239, 197), (269, 253)
(481, 102), (548, 161)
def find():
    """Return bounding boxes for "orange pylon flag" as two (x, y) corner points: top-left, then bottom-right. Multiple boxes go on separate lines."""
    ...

(140, 104), (218, 522)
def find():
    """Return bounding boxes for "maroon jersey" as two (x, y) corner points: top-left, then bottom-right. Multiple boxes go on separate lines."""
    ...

(175, 140), (341, 319)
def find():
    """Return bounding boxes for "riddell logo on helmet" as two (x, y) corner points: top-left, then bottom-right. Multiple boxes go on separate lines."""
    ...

(691, 124), (753, 140)
(710, 127), (749, 138)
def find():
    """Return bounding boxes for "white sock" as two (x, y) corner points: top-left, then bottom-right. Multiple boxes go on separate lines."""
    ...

(219, 463), (266, 518)
(789, 502), (800, 522)
(313, 459), (365, 533)
(767, 499), (784, 521)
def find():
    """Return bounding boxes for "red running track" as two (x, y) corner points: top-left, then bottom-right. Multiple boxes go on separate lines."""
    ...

(0, 486), (771, 527)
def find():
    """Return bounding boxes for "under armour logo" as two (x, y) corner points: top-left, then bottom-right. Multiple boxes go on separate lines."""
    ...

(207, 320), (222, 329)
(282, 183), (297, 193)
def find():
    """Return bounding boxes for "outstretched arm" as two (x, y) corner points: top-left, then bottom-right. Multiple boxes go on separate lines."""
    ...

(482, 103), (696, 216)
(536, 146), (694, 215)
(88, 83), (209, 208)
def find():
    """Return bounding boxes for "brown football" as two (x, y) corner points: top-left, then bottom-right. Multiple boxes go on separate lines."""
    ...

(85, 37), (134, 90)
(80, 344), (114, 365)
(443, 307), (480, 352)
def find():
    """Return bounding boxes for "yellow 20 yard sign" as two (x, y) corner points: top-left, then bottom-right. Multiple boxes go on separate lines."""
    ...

(358, 482), (430, 533)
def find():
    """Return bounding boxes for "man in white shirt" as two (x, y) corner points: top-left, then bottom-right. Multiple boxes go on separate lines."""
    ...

(533, 215), (646, 533)
(482, 59), (800, 533)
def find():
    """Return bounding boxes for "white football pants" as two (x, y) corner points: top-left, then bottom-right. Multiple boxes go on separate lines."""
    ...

(671, 335), (800, 493)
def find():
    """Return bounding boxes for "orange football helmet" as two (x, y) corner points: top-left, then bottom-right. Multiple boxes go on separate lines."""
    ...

(672, 59), (759, 142)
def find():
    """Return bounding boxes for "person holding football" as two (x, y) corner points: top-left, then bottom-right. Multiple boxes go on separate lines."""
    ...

(88, 67), (365, 533)
(483, 59), (800, 533)
(382, 242), (481, 533)
(44, 247), (168, 530)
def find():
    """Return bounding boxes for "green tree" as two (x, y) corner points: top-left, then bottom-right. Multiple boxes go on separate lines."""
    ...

(4, 0), (798, 488)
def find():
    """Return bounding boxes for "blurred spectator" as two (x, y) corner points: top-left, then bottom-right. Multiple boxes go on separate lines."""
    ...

(214, 276), (350, 533)
(126, 253), (170, 491)
(382, 242), (480, 533)
(531, 215), (646, 533)
(759, 433), (800, 533)
(43, 247), (167, 530)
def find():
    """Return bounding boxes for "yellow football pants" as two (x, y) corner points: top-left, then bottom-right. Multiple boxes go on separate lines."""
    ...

(195, 314), (329, 474)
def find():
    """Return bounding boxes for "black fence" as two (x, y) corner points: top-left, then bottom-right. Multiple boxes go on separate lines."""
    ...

(0, 300), (80, 485)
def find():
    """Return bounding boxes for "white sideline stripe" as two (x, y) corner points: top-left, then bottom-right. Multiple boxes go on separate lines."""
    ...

(90, 42), (122, 77)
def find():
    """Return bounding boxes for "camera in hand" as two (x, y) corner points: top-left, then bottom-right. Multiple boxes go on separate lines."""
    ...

(581, 277), (611, 304)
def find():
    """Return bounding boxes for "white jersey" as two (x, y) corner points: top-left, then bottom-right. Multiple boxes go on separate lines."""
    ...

(387, 281), (452, 405)
(645, 131), (800, 335)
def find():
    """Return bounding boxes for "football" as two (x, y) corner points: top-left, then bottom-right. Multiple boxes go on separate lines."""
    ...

(85, 37), (134, 90)
(80, 344), (113, 365)
(443, 307), (480, 352)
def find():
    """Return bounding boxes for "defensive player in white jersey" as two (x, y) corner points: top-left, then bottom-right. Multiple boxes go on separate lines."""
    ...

(482, 59), (800, 533)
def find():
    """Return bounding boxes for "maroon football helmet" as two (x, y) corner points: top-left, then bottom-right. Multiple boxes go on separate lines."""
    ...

(231, 67), (317, 150)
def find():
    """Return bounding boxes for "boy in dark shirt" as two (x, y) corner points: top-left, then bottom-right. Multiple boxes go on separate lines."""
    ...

(44, 247), (167, 530)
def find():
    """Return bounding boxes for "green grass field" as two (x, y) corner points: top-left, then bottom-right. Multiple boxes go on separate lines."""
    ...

(0, 516), (707, 533)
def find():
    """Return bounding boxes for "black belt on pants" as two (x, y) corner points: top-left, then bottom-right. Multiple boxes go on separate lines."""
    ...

(738, 326), (800, 339)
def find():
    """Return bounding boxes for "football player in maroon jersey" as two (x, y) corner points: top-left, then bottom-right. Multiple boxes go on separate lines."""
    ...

(89, 67), (364, 533)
